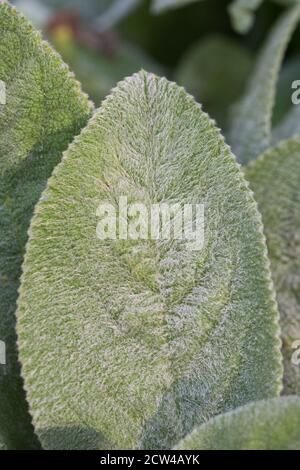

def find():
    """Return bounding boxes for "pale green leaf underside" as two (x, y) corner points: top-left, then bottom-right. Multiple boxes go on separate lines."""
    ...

(175, 396), (300, 449)
(229, 4), (300, 165)
(0, 3), (93, 449)
(18, 71), (282, 450)
(228, 0), (263, 34)
(152, 0), (201, 13)
(246, 136), (300, 395)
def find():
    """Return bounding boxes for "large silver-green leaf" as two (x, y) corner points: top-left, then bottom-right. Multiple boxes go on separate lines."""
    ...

(246, 136), (300, 395)
(175, 35), (253, 129)
(229, 4), (300, 165)
(17, 71), (282, 450)
(0, 2), (93, 449)
(175, 396), (300, 449)
(228, 0), (263, 34)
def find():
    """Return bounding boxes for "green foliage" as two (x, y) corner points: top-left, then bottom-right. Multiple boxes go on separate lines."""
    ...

(51, 31), (162, 106)
(228, 0), (263, 33)
(175, 35), (253, 128)
(152, 0), (201, 14)
(16, 71), (282, 450)
(273, 57), (300, 142)
(246, 136), (300, 395)
(0, 2), (93, 449)
(1, 0), (300, 452)
(0, 431), (7, 450)
(229, 4), (300, 164)
(273, 56), (300, 126)
(175, 396), (300, 449)
(273, 103), (300, 142)
(94, 0), (142, 32)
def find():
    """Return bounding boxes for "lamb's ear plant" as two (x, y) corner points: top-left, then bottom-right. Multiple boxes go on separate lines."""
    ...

(175, 396), (300, 450)
(0, 2), (93, 449)
(229, 3), (300, 165)
(245, 136), (300, 395)
(17, 70), (282, 450)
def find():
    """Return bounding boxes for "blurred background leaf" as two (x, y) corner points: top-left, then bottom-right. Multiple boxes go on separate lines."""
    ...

(175, 34), (253, 129)
(10, 0), (300, 134)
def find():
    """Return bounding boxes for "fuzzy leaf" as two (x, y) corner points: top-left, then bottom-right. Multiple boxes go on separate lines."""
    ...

(175, 35), (253, 129)
(17, 71), (282, 450)
(228, 0), (263, 34)
(0, 3), (93, 449)
(175, 396), (300, 449)
(246, 136), (300, 395)
(229, 4), (300, 165)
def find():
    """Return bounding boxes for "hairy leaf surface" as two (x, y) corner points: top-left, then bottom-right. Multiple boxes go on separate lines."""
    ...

(229, 4), (300, 164)
(246, 137), (300, 395)
(17, 71), (282, 450)
(0, 3), (93, 449)
(175, 396), (300, 449)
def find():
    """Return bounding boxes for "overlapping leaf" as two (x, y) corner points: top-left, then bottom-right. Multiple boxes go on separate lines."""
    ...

(229, 4), (300, 164)
(0, 3), (93, 449)
(175, 397), (300, 449)
(246, 136), (300, 395)
(17, 71), (282, 450)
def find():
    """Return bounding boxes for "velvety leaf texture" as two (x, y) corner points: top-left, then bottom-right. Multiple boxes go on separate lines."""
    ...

(246, 137), (300, 395)
(175, 396), (300, 450)
(17, 71), (282, 450)
(228, 0), (263, 34)
(229, 4), (300, 165)
(0, 2), (93, 449)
